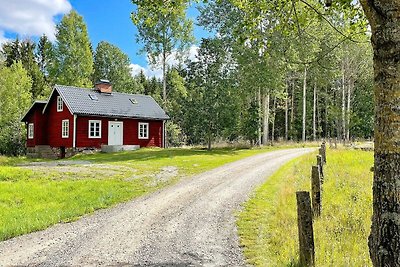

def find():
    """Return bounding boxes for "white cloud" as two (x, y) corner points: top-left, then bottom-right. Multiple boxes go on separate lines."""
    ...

(0, 0), (72, 41)
(130, 45), (199, 78)
(130, 63), (163, 79)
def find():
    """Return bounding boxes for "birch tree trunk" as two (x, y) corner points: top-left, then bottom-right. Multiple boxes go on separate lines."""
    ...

(162, 46), (168, 147)
(285, 82), (289, 141)
(341, 65), (346, 144)
(271, 95), (276, 144)
(313, 82), (317, 141)
(257, 88), (262, 146)
(325, 86), (328, 138)
(290, 81), (295, 140)
(263, 93), (270, 145)
(346, 79), (352, 142)
(302, 66), (307, 142)
(359, 1), (400, 265)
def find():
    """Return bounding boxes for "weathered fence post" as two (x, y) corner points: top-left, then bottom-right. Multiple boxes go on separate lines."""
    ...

(321, 143), (326, 164)
(316, 155), (324, 184)
(311, 166), (321, 217)
(318, 147), (324, 164)
(296, 191), (315, 267)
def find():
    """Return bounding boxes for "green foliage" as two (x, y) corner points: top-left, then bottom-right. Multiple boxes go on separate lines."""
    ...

(36, 34), (53, 79)
(166, 121), (186, 147)
(131, 0), (194, 66)
(241, 100), (260, 144)
(50, 10), (94, 87)
(0, 62), (32, 155)
(93, 41), (141, 93)
(131, 0), (195, 110)
(237, 149), (373, 266)
(184, 38), (241, 148)
(2, 39), (50, 99)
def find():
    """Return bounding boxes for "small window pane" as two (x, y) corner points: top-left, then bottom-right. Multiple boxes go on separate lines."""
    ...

(28, 123), (34, 139)
(62, 120), (69, 138)
(89, 121), (101, 138)
(57, 96), (63, 112)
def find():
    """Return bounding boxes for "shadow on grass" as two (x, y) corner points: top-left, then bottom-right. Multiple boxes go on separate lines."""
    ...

(71, 147), (251, 164)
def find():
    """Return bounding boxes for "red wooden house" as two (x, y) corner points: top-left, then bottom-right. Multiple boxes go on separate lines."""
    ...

(21, 80), (169, 158)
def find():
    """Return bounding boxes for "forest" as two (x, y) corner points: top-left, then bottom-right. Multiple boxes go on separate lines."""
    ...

(0, 1), (373, 155)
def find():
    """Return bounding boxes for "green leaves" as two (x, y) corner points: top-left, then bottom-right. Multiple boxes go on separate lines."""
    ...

(93, 41), (141, 93)
(131, 0), (194, 63)
(50, 10), (94, 88)
(0, 62), (32, 155)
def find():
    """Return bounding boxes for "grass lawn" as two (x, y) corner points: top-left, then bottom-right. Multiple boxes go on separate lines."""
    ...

(237, 149), (373, 266)
(0, 143), (310, 241)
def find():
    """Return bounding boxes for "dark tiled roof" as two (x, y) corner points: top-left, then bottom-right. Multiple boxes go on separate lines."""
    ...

(55, 85), (169, 120)
(21, 101), (48, 122)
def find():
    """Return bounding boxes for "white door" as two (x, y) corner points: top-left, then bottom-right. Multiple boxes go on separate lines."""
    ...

(108, 121), (123, 145)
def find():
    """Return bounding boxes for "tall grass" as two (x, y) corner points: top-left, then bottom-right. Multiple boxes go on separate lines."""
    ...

(237, 149), (373, 266)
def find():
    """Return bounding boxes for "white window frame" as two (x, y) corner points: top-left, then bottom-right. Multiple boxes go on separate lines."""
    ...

(57, 96), (63, 112)
(28, 123), (34, 139)
(88, 120), (102, 138)
(138, 122), (149, 139)
(62, 119), (69, 138)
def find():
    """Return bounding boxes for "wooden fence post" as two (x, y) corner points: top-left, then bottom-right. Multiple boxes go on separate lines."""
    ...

(321, 143), (327, 164)
(311, 166), (321, 217)
(318, 147), (324, 164)
(296, 191), (315, 267)
(316, 155), (324, 184)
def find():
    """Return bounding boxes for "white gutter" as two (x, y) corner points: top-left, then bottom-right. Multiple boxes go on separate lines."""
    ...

(73, 114), (77, 148)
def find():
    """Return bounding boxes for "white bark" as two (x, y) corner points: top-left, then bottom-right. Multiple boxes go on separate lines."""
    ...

(263, 93), (270, 145)
(313, 82), (317, 141)
(290, 81), (295, 140)
(272, 95), (276, 144)
(302, 66), (307, 142)
(346, 79), (352, 142)
(285, 83), (289, 141)
(257, 88), (262, 146)
(342, 65), (346, 144)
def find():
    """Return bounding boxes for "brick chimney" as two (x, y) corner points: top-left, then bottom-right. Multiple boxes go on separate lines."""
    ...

(95, 79), (112, 94)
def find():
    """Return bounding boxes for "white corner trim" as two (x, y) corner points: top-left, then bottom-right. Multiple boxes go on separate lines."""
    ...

(73, 115), (77, 147)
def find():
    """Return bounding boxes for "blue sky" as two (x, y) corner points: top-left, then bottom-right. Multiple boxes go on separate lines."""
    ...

(0, 0), (212, 76)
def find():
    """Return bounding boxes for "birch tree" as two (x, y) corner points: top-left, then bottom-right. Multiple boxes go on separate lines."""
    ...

(131, 0), (194, 109)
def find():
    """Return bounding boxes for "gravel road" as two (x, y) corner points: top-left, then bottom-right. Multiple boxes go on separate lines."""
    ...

(0, 148), (313, 267)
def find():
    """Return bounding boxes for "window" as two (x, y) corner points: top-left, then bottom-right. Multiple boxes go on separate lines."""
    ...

(89, 120), (101, 138)
(138, 122), (149, 139)
(28, 123), (34, 139)
(89, 94), (98, 101)
(57, 96), (63, 112)
(62, 120), (69, 138)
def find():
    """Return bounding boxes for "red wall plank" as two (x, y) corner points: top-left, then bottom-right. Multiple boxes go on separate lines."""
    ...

(45, 92), (74, 148)
(76, 116), (163, 148)
(25, 103), (47, 147)
(25, 90), (164, 149)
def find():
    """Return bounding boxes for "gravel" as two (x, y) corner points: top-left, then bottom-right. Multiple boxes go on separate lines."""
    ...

(0, 148), (314, 267)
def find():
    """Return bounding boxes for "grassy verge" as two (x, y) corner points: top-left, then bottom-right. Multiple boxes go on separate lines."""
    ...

(0, 144), (309, 241)
(237, 149), (373, 266)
